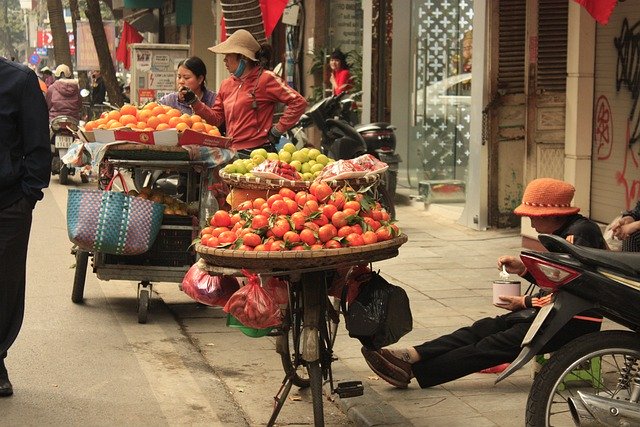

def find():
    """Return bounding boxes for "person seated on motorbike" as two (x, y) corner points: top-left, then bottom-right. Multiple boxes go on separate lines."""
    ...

(45, 64), (82, 121)
(329, 49), (352, 96)
(361, 178), (607, 389)
(180, 29), (307, 156)
(610, 200), (640, 251)
(159, 56), (216, 114)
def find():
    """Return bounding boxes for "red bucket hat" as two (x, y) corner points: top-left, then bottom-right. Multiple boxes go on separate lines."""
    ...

(513, 178), (580, 217)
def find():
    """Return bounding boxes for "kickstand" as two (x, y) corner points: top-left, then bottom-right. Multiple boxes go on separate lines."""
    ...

(267, 373), (295, 427)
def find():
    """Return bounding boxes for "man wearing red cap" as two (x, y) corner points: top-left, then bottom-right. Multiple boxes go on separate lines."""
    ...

(361, 178), (607, 389)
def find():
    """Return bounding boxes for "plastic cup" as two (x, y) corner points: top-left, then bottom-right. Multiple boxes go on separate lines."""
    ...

(492, 280), (521, 306)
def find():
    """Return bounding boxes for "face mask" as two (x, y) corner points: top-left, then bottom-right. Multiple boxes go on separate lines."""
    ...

(234, 59), (246, 77)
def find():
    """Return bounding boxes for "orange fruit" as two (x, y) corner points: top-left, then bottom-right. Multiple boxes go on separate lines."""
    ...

(84, 121), (96, 131)
(120, 104), (138, 117)
(191, 122), (206, 132)
(168, 116), (183, 128)
(143, 127), (154, 131)
(166, 108), (181, 118)
(208, 128), (221, 136)
(146, 116), (161, 130)
(109, 121), (122, 129)
(119, 114), (137, 126)
(156, 113), (169, 124)
(136, 121), (146, 129)
(106, 119), (120, 128)
(191, 114), (203, 123)
(151, 105), (166, 116)
(180, 114), (193, 127)
(204, 123), (213, 132)
(107, 110), (121, 121)
(156, 123), (170, 131)
(97, 124), (108, 129)
(137, 109), (152, 122)
(143, 101), (159, 111)
(175, 122), (189, 132)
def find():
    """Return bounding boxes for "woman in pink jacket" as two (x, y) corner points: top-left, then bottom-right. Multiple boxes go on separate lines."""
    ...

(45, 64), (82, 121)
(180, 30), (307, 154)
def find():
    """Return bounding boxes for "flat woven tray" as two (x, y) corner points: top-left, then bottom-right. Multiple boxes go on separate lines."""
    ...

(219, 171), (381, 191)
(196, 234), (407, 270)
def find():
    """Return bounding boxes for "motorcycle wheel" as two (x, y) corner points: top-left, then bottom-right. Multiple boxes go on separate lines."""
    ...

(59, 165), (69, 185)
(526, 330), (640, 427)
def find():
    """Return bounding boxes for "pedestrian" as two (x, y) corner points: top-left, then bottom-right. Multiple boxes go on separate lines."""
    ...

(180, 29), (307, 155)
(0, 57), (51, 397)
(46, 64), (82, 121)
(90, 70), (106, 106)
(329, 49), (352, 96)
(361, 178), (607, 389)
(159, 56), (216, 114)
(609, 200), (640, 251)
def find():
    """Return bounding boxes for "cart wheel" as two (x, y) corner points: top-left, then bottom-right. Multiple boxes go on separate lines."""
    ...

(59, 165), (69, 185)
(138, 289), (150, 324)
(71, 250), (89, 303)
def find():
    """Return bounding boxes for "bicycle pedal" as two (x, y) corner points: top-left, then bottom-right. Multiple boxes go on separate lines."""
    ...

(334, 381), (364, 398)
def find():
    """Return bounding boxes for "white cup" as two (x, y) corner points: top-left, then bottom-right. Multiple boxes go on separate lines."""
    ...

(492, 280), (521, 306)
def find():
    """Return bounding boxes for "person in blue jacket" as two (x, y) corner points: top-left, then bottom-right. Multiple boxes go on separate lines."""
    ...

(0, 58), (51, 397)
(159, 56), (216, 114)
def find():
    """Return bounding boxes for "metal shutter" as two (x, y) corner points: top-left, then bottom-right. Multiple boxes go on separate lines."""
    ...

(498, 0), (526, 94)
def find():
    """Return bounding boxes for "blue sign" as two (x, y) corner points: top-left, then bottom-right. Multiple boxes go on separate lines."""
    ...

(35, 47), (47, 56)
(29, 53), (40, 65)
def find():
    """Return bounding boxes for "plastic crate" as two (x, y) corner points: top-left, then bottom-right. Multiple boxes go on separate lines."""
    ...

(103, 215), (197, 267)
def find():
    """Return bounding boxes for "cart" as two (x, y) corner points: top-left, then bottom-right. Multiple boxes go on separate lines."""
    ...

(196, 235), (408, 426)
(71, 143), (232, 323)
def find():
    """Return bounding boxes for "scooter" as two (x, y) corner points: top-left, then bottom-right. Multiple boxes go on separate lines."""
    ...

(495, 234), (640, 426)
(50, 115), (85, 185)
(287, 91), (400, 218)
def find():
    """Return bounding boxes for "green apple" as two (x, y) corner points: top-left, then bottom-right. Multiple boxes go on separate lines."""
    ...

(291, 150), (307, 163)
(267, 152), (280, 161)
(308, 148), (321, 160)
(282, 142), (297, 154)
(223, 164), (237, 174)
(252, 154), (266, 165)
(289, 160), (302, 172)
(301, 162), (312, 174)
(278, 150), (292, 163)
(315, 154), (330, 165)
(311, 163), (325, 173)
(250, 148), (268, 159)
(302, 172), (314, 181)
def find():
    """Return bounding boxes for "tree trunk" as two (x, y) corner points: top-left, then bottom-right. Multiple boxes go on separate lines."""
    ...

(219, 0), (266, 43)
(84, 0), (122, 106)
(68, 0), (89, 91)
(47, 0), (73, 72)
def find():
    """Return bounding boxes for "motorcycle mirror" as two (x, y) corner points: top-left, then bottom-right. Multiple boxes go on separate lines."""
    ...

(80, 88), (90, 98)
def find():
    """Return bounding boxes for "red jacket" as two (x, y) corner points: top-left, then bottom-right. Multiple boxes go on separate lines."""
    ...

(332, 69), (352, 95)
(193, 67), (307, 150)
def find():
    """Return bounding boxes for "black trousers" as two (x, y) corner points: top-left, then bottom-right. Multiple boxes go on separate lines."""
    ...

(411, 311), (601, 388)
(0, 198), (33, 361)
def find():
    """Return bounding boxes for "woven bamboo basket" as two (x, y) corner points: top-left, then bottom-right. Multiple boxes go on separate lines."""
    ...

(219, 171), (381, 192)
(196, 234), (408, 270)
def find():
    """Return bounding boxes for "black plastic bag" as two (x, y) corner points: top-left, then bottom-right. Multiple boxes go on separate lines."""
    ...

(341, 272), (413, 350)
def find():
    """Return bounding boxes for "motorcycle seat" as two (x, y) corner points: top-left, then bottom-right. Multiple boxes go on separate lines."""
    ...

(538, 234), (640, 277)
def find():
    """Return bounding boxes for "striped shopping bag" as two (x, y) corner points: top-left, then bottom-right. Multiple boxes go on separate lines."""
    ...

(66, 173), (164, 255)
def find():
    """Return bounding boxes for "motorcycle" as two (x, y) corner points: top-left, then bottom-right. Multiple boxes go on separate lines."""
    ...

(50, 115), (85, 185)
(287, 91), (400, 218)
(495, 234), (640, 426)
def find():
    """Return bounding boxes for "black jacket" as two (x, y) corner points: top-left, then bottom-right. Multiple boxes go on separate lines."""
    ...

(0, 59), (51, 209)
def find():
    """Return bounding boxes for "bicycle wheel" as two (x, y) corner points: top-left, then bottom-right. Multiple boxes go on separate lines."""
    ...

(526, 330), (640, 427)
(278, 282), (311, 388)
(308, 360), (325, 426)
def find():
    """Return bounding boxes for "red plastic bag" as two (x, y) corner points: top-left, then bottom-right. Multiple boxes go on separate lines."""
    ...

(264, 277), (289, 305)
(223, 270), (283, 329)
(181, 263), (240, 307)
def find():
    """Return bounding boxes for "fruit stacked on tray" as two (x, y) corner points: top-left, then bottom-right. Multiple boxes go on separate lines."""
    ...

(198, 182), (400, 251)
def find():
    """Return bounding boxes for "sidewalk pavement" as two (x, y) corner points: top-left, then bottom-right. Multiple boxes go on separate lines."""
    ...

(157, 194), (538, 426)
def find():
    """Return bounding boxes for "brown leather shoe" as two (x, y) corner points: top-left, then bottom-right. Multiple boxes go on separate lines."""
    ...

(380, 349), (414, 379)
(361, 347), (410, 388)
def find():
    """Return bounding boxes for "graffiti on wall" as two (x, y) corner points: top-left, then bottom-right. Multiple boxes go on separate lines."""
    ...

(614, 18), (640, 147)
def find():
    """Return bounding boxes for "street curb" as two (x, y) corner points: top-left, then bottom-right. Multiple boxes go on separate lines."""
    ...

(323, 360), (412, 426)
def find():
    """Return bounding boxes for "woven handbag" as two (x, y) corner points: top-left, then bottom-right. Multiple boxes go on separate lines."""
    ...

(67, 172), (164, 255)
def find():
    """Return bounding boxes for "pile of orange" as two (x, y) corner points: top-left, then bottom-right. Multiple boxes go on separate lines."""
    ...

(83, 102), (221, 136)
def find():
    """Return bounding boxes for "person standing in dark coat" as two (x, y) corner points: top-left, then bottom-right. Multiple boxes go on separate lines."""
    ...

(0, 58), (51, 397)
(90, 70), (106, 106)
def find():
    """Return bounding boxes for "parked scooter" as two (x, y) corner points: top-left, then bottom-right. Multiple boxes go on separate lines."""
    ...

(495, 234), (640, 426)
(287, 91), (399, 218)
(50, 115), (85, 185)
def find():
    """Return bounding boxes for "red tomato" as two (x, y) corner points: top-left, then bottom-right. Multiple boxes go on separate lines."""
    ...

(254, 244), (268, 251)
(206, 236), (220, 247)
(318, 224), (338, 243)
(272, 218), (291, 238)
(304, 221), (320, 232)
(312, 213), (329, 227)
(363, 217), (381, 231)
(211, 210), (231, 227)
(324, 239), (342, 249)
(329, 192), (346, 210)
(342, 208), (357, 218)
(242, 232), (262, 247)
(331, 211), (348, 228)
(380, 211), (391, 221)
(211, 226), (230, 237)
(299, 228), (317, 246)
(267, 194), (283, 208)
(237, 200), (253, 211)
(218, 231), (237, 244)
(302, 200), (320, 216)
(270, 240), (286, 251)
(230, 213), (242, 225)
(375, 226), (392, 241)
(351, 224), (363, 235)
(310, 243), (324, 250)
(310, 182), (333, 202)
(200, 226), (213, 237)
(279, 187), (296, 200)
(251, 214), (269, 229)
(284, 197), (299, 215)
(371, 209), (384, 221)
(362, 230), (378, 245)
(291, 244), (306, 251)
(200, 234), (211, 246)
(345, 233), (365, 247)
(290, 211), (307, 230)
(253, 197), (267, 209)
(338, 226), (354, 238)
(237, 244), (253, 251)
(343, 200), (361, 212)
(296, 191), (317, 206)
(321, 203), (338, 220)
(390, 224), (400, 236)
(271, 199), (289, 215)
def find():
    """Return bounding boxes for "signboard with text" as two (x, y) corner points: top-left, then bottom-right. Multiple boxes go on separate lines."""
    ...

(129, 43), (189, 105)
(76, 20), (116, 71)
